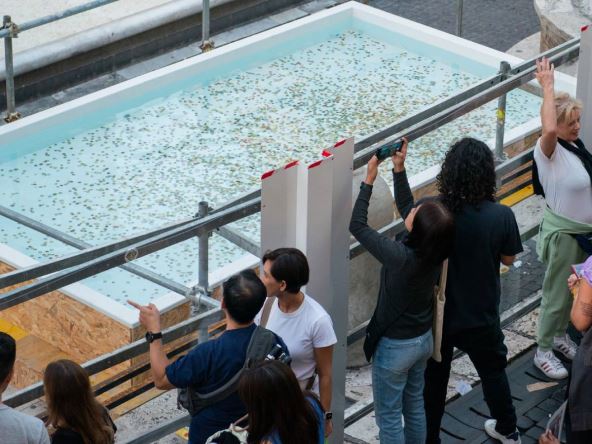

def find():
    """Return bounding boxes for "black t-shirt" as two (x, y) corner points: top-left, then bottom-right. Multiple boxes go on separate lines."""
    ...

(444, 200), (523, 334)
(51, 428), (84, 444)
(50, 408), (116, 444)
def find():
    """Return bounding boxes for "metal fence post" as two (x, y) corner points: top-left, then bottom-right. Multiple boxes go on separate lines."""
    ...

(200, 0), (214, 52)
(3, 15), (21, 123)
(456, 0), (464, 37)
(198, 201), (209, 296)
(495, 61), (511, 163)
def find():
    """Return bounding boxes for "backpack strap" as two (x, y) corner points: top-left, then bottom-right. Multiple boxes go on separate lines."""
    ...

(191, 326), (265, 404)
(259, 296), (276, 328)
(438, 259), (448, 295)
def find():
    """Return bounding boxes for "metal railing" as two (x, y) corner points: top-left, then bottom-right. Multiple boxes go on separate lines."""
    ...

(3, 145), (540, 442)
(1, 0), (214, 122)
(0, 37), (580, 305)
(1, 124), (539, 409)
(0, 14), (581, 441)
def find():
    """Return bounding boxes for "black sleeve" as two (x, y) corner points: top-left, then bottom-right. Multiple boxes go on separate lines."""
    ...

(50, 429), (83, 444)
(349, 182), (410, 267)
(501, 206), (523, 256)
(392, 169), (415, 219)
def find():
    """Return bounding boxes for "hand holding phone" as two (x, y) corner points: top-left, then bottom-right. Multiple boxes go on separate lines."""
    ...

(375, 139), (404, 161)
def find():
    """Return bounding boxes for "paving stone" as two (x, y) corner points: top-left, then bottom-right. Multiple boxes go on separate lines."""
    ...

(538, 398), (563, 414)
(526, 406), (551, 423)
(526, 425), (546, 440)
(364, 0), (540, 51)
(269, 7), (309, 24)
(51, 72), (126, 102)
(504, 330), (536, 360)
(300, 0), (338, 13)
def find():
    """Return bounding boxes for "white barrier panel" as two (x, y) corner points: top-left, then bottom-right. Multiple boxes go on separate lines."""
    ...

(577, 24), (592, 149)
(260, 139), (354, 443)
(260, 160), (303, 254)
(321, 137), (354, 444)
(304, 156), (335, 302)
(576, 25), (592, 151)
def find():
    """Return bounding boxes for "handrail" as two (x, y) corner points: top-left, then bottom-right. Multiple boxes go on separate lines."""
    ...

(0, 0), (121, 40)
(0, 204), (197, 299)
(0, 198), (260, 311)
(3, 306), (224, 408)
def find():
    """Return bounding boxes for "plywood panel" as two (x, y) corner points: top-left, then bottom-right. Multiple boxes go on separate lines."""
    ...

(0, 262), (131, 363)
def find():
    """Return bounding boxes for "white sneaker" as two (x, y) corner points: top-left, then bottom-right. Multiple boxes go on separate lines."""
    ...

(534, 350), (568, 379)
(553, 334), (577, 360)
(484, 419), (521, 444)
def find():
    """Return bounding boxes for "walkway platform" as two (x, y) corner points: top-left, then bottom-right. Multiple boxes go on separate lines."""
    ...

(441, 349), (567, 444)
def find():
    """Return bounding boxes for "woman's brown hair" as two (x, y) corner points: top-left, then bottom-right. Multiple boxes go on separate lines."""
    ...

(238, 360), (320, 444)
(44, 359), (114, 444)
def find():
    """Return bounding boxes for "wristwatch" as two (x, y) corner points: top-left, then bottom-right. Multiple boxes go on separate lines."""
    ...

(145, 331), (163, 343)
(324, 411), (333, 420)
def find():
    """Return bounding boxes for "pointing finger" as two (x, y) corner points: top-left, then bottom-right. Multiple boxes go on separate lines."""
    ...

(127, 300), (142, 310)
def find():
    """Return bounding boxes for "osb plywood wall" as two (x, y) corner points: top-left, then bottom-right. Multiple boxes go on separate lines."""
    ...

(0, 260), (191, 389)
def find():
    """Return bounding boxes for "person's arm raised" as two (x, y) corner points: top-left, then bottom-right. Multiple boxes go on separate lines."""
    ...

(391, 138), (415, 219)
(536, 58), (558, 158)
(128, 300), (174, 390)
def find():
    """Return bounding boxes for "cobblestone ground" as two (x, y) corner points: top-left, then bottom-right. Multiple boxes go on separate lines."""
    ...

(365, 0), (540, 51)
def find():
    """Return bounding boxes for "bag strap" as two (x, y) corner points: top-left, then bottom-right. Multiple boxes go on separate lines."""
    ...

(435, 260), (448, 301)
(192, 327), (264, 403)
(260, 296), (276, 328)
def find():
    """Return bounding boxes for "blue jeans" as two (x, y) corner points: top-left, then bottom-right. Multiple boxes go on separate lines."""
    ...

(372, 330), (433, 444)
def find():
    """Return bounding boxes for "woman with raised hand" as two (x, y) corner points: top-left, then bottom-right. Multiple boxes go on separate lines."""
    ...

(532, 57), (592, 380)
(238, 360), (324, 444)
(44, 359), (116, 444)
(349, 138), (455, 444)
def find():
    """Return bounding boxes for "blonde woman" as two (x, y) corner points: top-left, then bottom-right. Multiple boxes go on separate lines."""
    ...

(532, 57), (592, 379)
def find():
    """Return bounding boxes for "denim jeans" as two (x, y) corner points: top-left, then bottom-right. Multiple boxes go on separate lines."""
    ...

(372, 329), (433, 444)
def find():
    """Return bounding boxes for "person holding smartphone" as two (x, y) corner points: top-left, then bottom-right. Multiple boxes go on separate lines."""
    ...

(349, 138), (455, 443)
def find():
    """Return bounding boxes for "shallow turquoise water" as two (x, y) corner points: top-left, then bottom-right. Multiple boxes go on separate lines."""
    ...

(0, 24), (541, 305)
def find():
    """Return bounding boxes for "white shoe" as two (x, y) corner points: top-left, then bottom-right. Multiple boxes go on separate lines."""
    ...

(534, 350), (568, 379)
(553, 334), (577, 360)
(484, 419), (521, 444)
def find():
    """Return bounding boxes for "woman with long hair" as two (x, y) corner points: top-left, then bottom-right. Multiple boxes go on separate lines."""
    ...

(349, 138), (455, 444)
(44, 359), (116, 444)
(238, 360), (323, 444)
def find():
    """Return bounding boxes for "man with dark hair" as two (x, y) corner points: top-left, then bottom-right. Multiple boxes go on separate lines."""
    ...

(128, 269), (288, 444)
(0, 332), (50, 443)
(423, 138), (523, 444)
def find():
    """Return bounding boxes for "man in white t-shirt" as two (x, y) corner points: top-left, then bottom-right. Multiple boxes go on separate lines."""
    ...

(532, 57), (592, 381)
(256, 248), (337, 437)
(0, 332), (50, 444)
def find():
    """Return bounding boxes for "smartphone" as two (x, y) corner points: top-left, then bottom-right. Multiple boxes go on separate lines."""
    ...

(375, 139), (404, 161)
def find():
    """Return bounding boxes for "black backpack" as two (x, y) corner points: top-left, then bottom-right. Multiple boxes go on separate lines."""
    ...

(177, 326), (288, 416)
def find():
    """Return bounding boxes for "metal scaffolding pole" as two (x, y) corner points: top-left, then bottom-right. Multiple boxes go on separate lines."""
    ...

(200, 0), (214, 51)
(457, 0), (464, 37)
(2, 15), (20, 122)
(495, 61), (511, 163)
